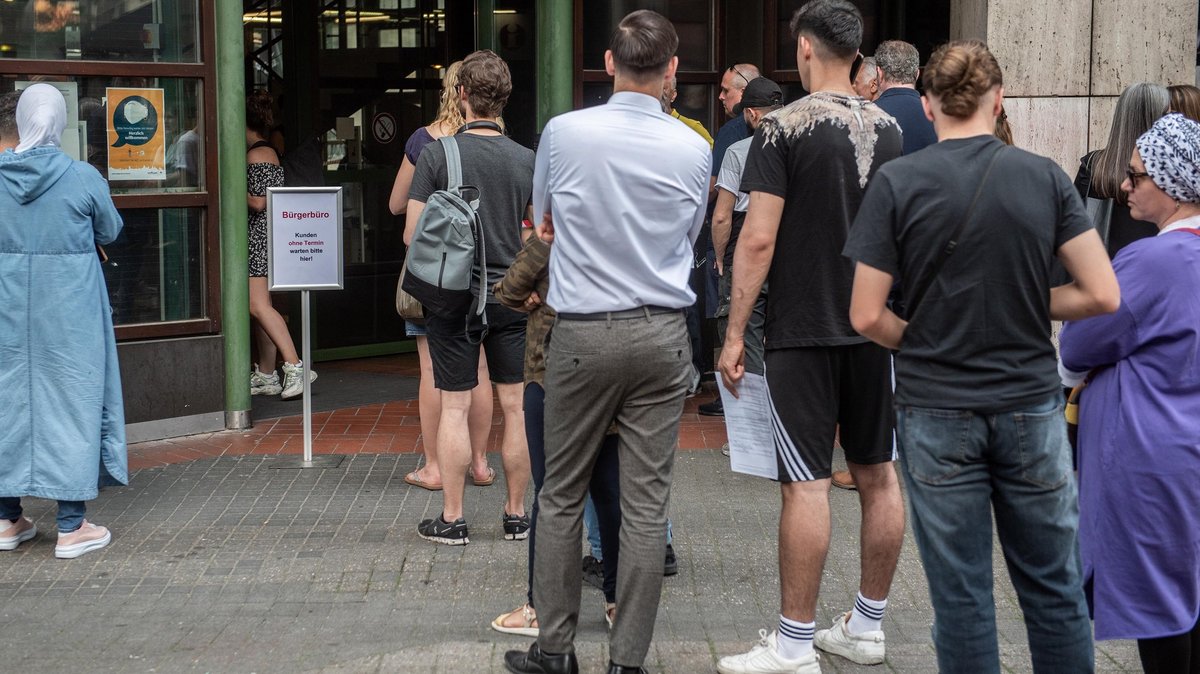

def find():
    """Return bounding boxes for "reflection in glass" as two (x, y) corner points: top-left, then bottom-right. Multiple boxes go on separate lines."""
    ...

(0, 0), (200, 62)
(103, 208), (205, 326)
(582, 1), (713, 71)
(1, 77), (204, 193)
(776, 0), (879, 71)
(674, 83), (714, 137)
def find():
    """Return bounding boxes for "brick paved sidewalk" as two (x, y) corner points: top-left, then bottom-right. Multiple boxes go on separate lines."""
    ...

(0, 441), (1138, 672)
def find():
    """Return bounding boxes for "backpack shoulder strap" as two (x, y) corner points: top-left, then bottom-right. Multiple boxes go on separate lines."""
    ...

(441, 136), (463, 191)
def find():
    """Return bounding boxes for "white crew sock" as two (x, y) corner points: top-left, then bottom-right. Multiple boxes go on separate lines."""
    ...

(777, 615), (814, 660)
(848, 592), (887, 634)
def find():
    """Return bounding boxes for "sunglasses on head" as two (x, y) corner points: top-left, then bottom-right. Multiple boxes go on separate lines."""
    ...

(727, 65), (752, 86)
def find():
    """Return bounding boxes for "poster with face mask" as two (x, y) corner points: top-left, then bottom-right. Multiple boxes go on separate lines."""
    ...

(106, 87), (165, 181)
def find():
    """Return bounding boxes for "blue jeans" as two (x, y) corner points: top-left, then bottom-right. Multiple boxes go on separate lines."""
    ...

(0, 497), (86, 533)
(585, 498), (673, 559)
(895, 394), (1093, 674)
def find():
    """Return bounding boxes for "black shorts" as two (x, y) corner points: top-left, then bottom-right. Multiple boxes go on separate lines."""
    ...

(424, 303), (526, 391)
(764, 343), (895, 482)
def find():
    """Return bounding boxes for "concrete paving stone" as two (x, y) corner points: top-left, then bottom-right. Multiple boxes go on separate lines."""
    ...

(1, 452), (1141, 672)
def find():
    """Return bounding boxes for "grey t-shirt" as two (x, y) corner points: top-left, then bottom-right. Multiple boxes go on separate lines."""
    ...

(844, 135), (1093, 412)
(409, 133), (535, 296)
(716, 136), (751, 212)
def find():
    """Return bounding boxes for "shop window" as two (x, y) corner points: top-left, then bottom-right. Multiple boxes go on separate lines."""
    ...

(104, 207), (206, 326)
(773, 0), (881, 71)
(577, 1), (720, 132)
(582, 1), (713, 72)
(1, 77), (205, 194)
(0, 0), (200, 63)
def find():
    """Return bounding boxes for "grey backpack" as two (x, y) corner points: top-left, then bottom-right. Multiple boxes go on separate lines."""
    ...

(401, 136), (487, 319)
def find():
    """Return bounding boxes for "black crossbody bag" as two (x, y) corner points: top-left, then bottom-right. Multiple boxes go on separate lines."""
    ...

(903, 145), (1008, 322)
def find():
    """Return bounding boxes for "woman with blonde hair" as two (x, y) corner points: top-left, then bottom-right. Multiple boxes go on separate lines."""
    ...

(389, 62), (494, 491)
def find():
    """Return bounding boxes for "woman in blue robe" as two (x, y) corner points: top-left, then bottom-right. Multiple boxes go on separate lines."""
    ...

(0, 84), (126, 559)
(1060, 113), (1200, 673)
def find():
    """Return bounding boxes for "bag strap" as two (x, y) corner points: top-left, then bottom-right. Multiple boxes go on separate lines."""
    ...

(248, 140), (274, 153)
(442, 136), (463, 191)
(906, 144), (1007, 321)
(441, 135), (488, 319)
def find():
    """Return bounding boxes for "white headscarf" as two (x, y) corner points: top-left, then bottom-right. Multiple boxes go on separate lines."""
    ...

(15, 83), (67, 154)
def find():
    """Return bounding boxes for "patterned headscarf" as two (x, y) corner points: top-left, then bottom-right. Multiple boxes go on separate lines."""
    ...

(1135, 112), (1200, 204)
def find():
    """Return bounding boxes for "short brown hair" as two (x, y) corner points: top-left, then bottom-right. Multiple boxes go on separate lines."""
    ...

(609, 10), (678, 80)
(459, 50), (512, 119)
(922, 40), (1003, 118)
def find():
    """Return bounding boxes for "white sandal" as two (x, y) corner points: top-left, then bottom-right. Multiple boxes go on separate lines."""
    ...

(491, 603), (539, 637)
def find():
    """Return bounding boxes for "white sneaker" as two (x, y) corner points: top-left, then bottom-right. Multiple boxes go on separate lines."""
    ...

(280, 361), (317, 400)
(0, 517), (37, 550)
(814, 611), (885, 665)
(250, 366), (282, 396)
(717, 629), (821, 674)
(54, 521), (111, 559)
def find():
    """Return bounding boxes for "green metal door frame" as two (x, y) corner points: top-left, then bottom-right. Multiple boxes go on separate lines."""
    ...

(536, 0), (572, 131)
(218, 0), (251, 429)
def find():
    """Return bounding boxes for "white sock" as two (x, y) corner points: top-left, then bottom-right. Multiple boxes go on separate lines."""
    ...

(777, 615), (814, 660)
(848, 592), (887, 634)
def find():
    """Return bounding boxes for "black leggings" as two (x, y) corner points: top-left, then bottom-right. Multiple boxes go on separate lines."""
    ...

(1139, 616), (1200, 674)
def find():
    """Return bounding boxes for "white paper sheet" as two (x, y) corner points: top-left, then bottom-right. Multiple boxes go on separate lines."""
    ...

(718, 372), (777, 480)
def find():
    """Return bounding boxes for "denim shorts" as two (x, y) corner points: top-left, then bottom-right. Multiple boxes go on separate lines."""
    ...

(404, 320), (426, 337)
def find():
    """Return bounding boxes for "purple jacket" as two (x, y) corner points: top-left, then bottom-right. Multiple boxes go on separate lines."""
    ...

(1060, 221), (1200, 640)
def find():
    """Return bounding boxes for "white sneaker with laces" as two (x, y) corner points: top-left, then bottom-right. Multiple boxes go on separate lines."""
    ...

(717, 629), (821, 674)
(280, 361), (317, 400)
(0, 517), (37, 550)
(814, 611), (885, 665)
(250, 366), (282, 396)
(54, 520), (111, 559)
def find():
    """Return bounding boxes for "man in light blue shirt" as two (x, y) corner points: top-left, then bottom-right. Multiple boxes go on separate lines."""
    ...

(503, 10), (709, 674)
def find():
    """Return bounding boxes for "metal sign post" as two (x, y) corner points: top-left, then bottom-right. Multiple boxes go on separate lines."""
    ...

(265, 186), (345, 470)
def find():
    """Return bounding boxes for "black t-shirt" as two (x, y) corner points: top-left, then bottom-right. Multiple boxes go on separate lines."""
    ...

(740, 91), (902, 348)
(410, 133), (535, 295)
(843, 135), (1094, 412)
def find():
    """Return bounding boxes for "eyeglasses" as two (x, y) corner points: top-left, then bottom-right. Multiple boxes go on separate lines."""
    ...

(1125, 168), (1151, 189)
(727, 65), (752, 87)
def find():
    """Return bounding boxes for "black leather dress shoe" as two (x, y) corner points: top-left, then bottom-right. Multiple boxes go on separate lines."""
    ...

(606, 663), (648, 674)
(504, 643), (579, 674)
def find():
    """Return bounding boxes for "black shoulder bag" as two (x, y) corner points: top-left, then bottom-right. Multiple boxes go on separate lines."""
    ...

(904, 145), (1007, 322)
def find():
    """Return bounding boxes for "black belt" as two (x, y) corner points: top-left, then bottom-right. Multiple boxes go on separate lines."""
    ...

(557, 305), (681, 321)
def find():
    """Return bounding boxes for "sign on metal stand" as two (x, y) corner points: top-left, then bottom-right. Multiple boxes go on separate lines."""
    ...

(265, 186), (346, 470)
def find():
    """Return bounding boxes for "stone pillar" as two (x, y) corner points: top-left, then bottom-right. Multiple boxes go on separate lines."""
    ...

(951, 0), (1198, 173)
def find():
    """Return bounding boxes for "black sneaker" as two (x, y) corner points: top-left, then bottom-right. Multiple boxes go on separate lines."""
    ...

(698, 397), (723, 416)
(663, 544), (678, 576)
(582, 555), (604, 590)
(417, 515), (469, 545)
(502, 512), (530, 541)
